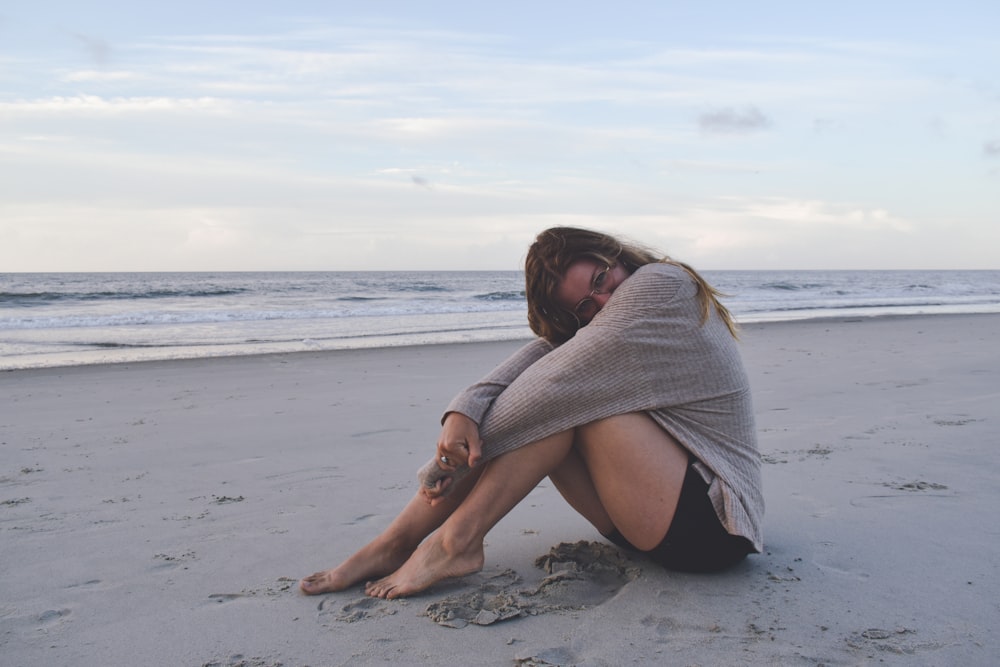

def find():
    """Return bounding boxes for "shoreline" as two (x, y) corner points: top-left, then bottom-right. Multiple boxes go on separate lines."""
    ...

(4, 309), (999, 374)
(2, 312), (997, 665)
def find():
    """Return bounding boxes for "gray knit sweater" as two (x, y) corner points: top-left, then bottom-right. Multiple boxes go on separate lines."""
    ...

(420, 262), (764, 552)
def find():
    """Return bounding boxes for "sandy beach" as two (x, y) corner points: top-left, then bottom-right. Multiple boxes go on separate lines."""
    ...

(1, 313), (997, 666)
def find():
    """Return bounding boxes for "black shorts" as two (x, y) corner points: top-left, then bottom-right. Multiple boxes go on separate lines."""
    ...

(604, 459), (754, 573)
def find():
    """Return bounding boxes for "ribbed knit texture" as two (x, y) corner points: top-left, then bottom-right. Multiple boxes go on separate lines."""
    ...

(418, 263), (764, 551)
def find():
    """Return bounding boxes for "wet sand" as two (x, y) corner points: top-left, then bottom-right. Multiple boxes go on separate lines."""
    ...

(1, 314), (998, 665)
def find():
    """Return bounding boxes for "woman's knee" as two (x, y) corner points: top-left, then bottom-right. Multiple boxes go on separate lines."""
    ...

(573, 413), (689, 550)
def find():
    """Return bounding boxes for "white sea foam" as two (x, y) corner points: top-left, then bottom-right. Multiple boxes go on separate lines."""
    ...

(2, 270), (999, 369)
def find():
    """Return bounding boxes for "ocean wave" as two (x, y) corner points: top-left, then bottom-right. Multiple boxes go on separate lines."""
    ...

(739, 295), (1000, 314)
(0, 302), (530, 331)
(757, 281), (828, 292)
(475, 290), (525, 301)
(4, 270), (1000, 369)
(0, 287), (248, 305)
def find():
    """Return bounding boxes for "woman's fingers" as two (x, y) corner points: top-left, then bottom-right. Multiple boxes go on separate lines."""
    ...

(438, 437), (473, 468)
(466, 435), (483, 468)
(437, 412), (482, 468)
(420, 475), (452, 505)
(437, 445), (460, 469)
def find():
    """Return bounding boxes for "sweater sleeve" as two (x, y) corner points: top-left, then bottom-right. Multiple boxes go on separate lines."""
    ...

(443, 337), (555, 424)
(417, 269), (679, 491)
(469, 266), (685, 460)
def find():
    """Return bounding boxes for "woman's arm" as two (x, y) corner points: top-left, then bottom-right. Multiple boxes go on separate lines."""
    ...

(420, 266), (688, 497)
(420, 338), (555, 502)
(442, 337), (555, 425)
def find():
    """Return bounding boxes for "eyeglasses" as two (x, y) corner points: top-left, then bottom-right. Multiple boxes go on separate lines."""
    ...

(573, 265), (612, 320)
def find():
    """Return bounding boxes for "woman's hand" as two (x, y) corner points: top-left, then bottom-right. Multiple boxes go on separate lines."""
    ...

(418, 413), (482, 505)
(436, 412), (483, 470)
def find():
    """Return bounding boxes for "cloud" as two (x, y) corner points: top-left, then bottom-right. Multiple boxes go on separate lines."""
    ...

(736, 197), (913, 232)
(2, 17), (996, 271)
(62, 70), (141, 83)
(812, 117), (841, 134)
(72, 33), (111, 66)
(698, 106), (771, 134)
(0, 94), (232, 115)
(635, 196), (939, 269)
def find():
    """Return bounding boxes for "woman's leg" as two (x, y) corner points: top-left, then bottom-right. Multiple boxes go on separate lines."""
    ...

(571, 412), (689, 551)
(365, 412), (688, 598)
(365, 429), (576, 599)
(548, 412), (688, 550)
(299, 465), (484, 594)
(546, 445), (617, 535)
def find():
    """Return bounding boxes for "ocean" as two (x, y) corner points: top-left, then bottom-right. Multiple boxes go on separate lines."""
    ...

(2, 270), (999, 370)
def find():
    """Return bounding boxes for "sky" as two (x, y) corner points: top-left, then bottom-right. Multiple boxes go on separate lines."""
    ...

(1, 1), (998, 271)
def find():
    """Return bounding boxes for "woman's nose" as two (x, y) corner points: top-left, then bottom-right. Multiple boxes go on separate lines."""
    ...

(592, 292), (612, 309)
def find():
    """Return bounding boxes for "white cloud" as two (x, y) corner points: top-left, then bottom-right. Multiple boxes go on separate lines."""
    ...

(1, 11), (996, 270)
(0, 94), (233, 115)
(61, 70), (142, 82)
(71, 33), (111, 66)
(736, 197), (913, 232)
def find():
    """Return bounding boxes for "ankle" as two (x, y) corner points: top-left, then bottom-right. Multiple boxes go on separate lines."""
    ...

(377, 531), (422, 556)
(436, 524), (482, 556)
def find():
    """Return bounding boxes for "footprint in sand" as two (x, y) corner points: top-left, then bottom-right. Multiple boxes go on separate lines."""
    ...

(264, 466), (342, 485)
(201, 654), (284, 667)
(321, 595), (398, 622)
(38, 608), (72, 625)
(514, 646), (578, 665)
(846, 626), (943, 657)
(152, 550), (197, 570)
(424, 570), (525, 629)
(851, 480), (951, 508)
(424, 541), (641, 629)
(349, 428), (411, 438)
(884, 480), (948, 492)
(526, 540), (641, 609)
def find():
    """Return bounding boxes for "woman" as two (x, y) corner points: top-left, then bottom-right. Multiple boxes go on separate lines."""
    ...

(300, 227), (763, 599)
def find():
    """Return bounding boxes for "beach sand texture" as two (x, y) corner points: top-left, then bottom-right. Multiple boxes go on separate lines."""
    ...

(1, 314), (997, 666)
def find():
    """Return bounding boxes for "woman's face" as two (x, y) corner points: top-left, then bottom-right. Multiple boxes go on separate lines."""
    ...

(554, 260), (630, 325)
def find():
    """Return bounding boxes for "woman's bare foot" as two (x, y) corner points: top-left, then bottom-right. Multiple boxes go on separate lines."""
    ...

(364, 532), (484, 599)
(299, 538), (414, 595)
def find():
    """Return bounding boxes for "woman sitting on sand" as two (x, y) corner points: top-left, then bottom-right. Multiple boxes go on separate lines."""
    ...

(300, 227), (763, 599)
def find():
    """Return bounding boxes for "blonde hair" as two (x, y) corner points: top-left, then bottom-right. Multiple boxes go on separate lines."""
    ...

(524, 227), (738, 344)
